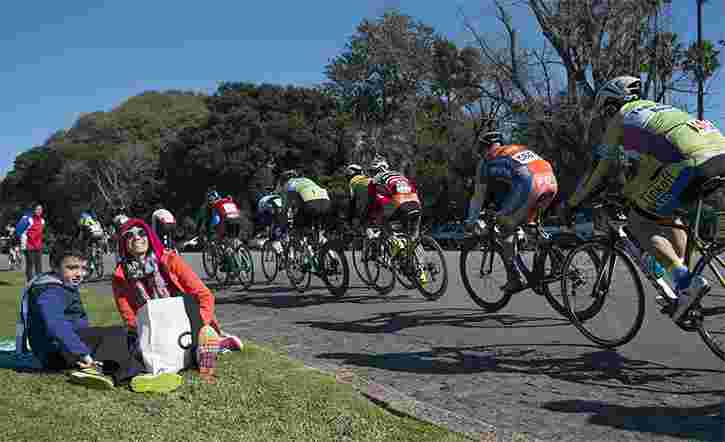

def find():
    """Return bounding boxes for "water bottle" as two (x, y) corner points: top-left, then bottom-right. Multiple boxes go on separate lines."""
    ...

(642, 253), (677, 301)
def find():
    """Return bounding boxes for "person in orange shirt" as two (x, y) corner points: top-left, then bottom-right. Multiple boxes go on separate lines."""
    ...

(465, 131), (559, 293)
(112, 218), (242, 380)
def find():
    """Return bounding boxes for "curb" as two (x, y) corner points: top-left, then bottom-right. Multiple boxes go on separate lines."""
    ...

(297, 359), (512, 442)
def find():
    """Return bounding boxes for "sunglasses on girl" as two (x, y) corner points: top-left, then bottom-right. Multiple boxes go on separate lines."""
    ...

(122, 227), (148, 240)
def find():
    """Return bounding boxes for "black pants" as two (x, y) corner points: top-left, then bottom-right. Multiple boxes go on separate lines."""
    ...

(45, 326), (145, 385)
(24, 249), (42, 282)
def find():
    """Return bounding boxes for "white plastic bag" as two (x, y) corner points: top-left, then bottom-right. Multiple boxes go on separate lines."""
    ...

(137, 297), (194, 375)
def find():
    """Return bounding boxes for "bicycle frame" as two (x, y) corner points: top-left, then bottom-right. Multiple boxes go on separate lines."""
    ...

(596, 191), (722, 318)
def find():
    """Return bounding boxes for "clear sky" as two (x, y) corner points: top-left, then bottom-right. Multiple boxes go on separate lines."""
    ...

(1, 0), (721, 176)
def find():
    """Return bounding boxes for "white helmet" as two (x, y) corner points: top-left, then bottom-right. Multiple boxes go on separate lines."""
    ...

(345, 164), (364, 177)
(369, 158), (389, 175)
(595, 76), (641, 109)
(113, 214), (129, 229)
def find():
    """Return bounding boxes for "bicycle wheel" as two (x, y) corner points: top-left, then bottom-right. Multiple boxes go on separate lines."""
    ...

(202, 242), (217, 280)
(261, 240), (280, 283)
(364, 236), (397, 295)
(352, 236), (377, 286)
(232, 243), (254, 289)
(538, 245), (603, 319)
(410, 235), (448, 301)
(561, 241), (645, 348)
(318, 242), (350, 297)
(459, 237), (513, 312)
(691, 244), (725, 361)
(286, 236), (311, 293)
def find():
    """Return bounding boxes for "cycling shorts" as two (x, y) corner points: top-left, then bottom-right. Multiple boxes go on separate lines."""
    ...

(492, 169), (558, 229)
(294, 199), (331, 230)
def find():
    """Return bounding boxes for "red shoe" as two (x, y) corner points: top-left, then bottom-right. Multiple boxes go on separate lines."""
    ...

(219, 335), (243, 352)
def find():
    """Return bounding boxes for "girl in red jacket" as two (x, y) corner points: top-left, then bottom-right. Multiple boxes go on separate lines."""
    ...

(112, 219), (242, 381)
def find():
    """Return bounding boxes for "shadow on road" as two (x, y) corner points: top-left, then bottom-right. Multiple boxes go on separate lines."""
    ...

(542, 399), (725, 442)
(298, 308), (571, 334)
(317, 345), (725, 395)
(215, 285), (419, 307)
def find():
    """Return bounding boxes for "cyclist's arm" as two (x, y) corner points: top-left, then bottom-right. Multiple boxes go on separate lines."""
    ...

(466, 159), (487, 223)
(466, 180), (487, 224)
(568, 119), (623, 207)
(567, 148), (614, 208)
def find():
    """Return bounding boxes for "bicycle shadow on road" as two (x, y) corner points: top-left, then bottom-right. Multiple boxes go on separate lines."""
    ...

(298, 308), (571, 334)
(542, 399), (725, 442)
(317, 344), (725, 395)
(215, 285), (419, 308)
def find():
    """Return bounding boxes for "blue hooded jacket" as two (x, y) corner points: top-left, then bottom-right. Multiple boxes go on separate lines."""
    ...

(26, 273), (91, 367)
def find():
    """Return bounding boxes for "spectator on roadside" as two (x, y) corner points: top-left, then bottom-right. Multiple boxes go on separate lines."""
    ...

(16, 204), (45, 281)
(18, 241), (179, 392)
(111, 218), (243, 381)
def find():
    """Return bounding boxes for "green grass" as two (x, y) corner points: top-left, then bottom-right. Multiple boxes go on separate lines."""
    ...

(0, 272), (470, 442)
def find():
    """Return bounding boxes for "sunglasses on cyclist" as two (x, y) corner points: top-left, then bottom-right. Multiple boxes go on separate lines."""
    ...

(122, 227), (148, 240)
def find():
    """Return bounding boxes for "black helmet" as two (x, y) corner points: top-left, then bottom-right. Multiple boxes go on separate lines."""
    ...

(479, 131), (502, 146)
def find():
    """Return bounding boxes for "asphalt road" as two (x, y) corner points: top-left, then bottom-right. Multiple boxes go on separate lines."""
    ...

(29, 250), (725, 442)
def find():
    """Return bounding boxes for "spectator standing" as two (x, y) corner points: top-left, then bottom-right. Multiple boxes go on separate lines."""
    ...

(16, 204), (45, 281)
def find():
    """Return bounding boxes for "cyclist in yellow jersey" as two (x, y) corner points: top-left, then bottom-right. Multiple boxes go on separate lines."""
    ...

(344, 164), (374, 237)
(277, 169), (331, 234)
(566, 75), (725, 322)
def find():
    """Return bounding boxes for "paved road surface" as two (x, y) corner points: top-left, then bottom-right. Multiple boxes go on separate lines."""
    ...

(28, 250), (725, 441)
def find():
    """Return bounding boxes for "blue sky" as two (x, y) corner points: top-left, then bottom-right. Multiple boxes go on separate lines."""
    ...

(1, 0), (721, 176)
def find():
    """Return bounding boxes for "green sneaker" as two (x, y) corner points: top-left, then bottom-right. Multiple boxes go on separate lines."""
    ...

(130, 372), (183, 394)
(69, 367), (115, 390)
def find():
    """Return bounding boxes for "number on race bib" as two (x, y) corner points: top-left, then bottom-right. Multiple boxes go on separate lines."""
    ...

(395, 182), (412, 194)
(512, 150), (541, 164)
(687, 119), (721, 135)
(223, 202), (239, 215)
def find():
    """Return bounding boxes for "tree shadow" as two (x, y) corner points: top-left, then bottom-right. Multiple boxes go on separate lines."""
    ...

(298, 308), (571, 334)
(542, 399), (725, 442)
(317, 345), (725, 395)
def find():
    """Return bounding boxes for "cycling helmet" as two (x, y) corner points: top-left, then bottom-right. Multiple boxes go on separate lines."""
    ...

(369, 158), (389, 176)
(595, 75), (641, 109)
(207, 190), (221, 204)
(478, 131), (503, 146)
(345, 164), (364, 177)
(113, 214), (129, 229)
(280, 169), (299, 181)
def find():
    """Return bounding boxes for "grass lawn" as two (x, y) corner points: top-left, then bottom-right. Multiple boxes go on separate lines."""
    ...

(0, 271), (472, 442)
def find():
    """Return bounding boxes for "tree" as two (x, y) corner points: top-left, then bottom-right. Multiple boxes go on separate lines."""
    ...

(324, 10), (438, 163)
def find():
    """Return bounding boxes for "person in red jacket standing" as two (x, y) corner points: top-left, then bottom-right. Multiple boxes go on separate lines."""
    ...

(16, 204), (45, 282)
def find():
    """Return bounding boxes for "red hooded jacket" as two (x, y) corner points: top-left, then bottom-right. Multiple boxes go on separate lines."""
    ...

(111, 219), (219, 331)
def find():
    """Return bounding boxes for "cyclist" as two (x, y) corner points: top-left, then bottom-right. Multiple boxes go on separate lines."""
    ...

(5, 223), (20, 267)
(196, 190), (243, 243)
(565, 75), (725, 322)
(345, 164), (374, 238)
(255, 191), (286, 255)
(277, 170), (331, 235)
(464, 131), (558, 294)
(366, 158), (430, 285)
(151, 208), (177, 250)
(77, 211), (106, 254)
(367, 157), (422, 240)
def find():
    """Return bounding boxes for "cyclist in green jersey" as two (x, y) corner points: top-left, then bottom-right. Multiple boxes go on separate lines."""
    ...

(566, 75), (725, 322)
(277, 170), (331, 234)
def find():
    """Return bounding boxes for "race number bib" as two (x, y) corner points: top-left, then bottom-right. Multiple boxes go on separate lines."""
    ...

(512, 150), (542, 164)
(223, 202), (240, 218)
(395, 181), (412, 194)
(687, 119), (721, 135)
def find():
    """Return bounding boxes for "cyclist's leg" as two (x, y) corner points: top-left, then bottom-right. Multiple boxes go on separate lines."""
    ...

(494, 176), (530, 288)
